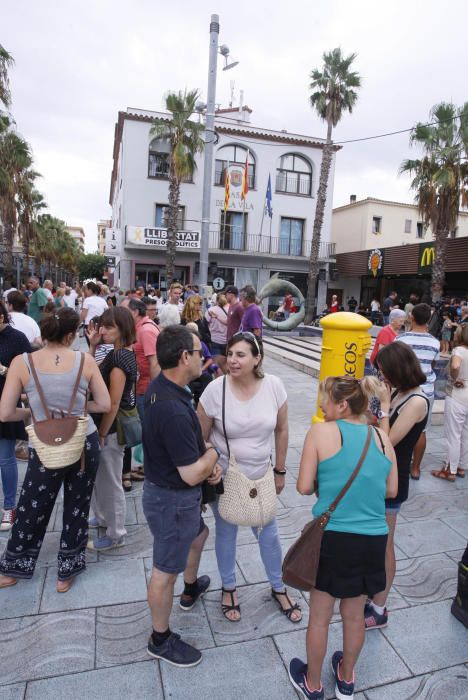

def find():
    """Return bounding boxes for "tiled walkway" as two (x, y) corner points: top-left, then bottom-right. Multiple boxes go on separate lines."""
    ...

(1, 357), (467, 699)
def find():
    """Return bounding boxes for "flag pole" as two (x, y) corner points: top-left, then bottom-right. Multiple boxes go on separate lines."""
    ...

(258, 201), (265, 252)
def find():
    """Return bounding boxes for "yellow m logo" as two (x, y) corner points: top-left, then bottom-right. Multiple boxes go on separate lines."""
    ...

(421, 246), (435, 267)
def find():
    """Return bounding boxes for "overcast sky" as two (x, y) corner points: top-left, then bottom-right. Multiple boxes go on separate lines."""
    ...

(3, 0), (467, 251)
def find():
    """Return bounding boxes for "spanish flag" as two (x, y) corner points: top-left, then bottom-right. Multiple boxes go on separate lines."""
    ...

(241, 150), (249, 200)
(223, 168), (231, 212)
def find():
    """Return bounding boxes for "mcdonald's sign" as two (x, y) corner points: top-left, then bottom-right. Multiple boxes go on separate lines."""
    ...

(418, 242), (435, 272)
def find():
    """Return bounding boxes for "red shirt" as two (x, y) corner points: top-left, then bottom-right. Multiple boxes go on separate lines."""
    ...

(133, 316), (159, 395)
(370, 325), (396, 365)
(227, 301), (244, 340)
(330, 301), (339, 313)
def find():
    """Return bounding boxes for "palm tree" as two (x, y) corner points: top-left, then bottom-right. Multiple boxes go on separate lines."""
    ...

(0, 130), (33, 280)
(304, 48), (361, 323)
(150, 89), (204, 284)
(18, 171), (46, 278)
(0, 45), (13, 109)
(400, 102), (468, 301)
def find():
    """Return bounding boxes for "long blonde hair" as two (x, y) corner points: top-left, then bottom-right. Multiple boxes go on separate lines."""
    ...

(320, 375), (380, 416)
(181, 295), (203, 323)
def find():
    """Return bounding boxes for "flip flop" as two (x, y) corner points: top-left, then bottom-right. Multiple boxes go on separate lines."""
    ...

(56, 577), (75, 593)
(0, 576), (17, 589)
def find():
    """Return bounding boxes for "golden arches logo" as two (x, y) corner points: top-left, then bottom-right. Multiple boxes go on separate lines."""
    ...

(421, 246), (435, 267)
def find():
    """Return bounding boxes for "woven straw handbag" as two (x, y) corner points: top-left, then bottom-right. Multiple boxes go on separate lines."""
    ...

(25, 352), (89, 470)
(217, 376), (277, 528)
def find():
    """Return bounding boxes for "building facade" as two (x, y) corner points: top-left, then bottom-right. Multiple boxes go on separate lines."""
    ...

(65, 226), (85, 253)
(108, 106), (336, 309)
(331, 197), (468, 307)
(97, 219), (110, 255)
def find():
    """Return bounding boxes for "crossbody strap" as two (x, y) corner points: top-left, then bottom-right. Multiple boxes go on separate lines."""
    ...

(324, 425), (372, 517)
(67, 352), (86, 415)
(222, 376), (230, 459)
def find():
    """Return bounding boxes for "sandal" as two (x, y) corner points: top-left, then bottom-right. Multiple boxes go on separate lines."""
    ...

(271, 589), (302, 623)
(457, 468), (465, 478)
(431, 468), (456, 482)
(122, 477), (133, 492)
(0, 575), (17, 589)
(221, 587), (241, 622)
(130, 470), (145, 482)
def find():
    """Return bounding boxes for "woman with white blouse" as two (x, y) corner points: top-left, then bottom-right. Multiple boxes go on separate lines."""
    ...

(197, 331), (302, 624)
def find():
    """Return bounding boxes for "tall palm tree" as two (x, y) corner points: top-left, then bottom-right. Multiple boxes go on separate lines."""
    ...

(304, 48), (361, 323)
(17, 170), (46, 278)
(150, 89), (204, 284)
(400, 102), (468, 301)
(0, 130), (33, 280)
(0, 45), (13, 109)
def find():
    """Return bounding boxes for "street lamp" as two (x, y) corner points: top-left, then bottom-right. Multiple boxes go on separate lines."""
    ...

(198, 14), (238, 289)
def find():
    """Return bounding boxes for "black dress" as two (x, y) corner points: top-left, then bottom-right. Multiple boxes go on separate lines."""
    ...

(0, 325), (32, 440)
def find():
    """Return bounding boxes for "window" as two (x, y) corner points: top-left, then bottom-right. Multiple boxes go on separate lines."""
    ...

(219, 211), (247, 250)
(215, 145), (256, 188)
(155, 204), (185, 230)
(416, 222), (424, 239)
(404, 219), (412, 233)
(451, 227), (458, 239)
(276, 154), (312, 196)
(372, 216), (382, 234)
(148, 138), (170, 178)
(279, 217), (304, 256)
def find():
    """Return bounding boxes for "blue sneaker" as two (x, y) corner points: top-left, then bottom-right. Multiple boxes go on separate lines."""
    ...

(331, 651), (354, 699)
(87, 535), (125, 551)
(179, 575), (210, 611)
(364, 602), (388, 630)
(288, 658), (324, 699)
(87, 517), (101, 529)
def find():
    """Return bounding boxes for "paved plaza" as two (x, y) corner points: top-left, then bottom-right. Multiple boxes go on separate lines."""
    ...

(1, 356), (467, 699)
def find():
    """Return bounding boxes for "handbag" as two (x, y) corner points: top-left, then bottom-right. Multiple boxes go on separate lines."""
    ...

(217, 376), (278, 528)
(116, 406), (142, 447)
(282, 426), (372, 591)
(25, 352), (89, 470)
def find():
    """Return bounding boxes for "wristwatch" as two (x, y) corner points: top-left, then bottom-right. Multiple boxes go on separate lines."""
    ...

(273, 467), (287, 475)
(377, 409), (389, 420)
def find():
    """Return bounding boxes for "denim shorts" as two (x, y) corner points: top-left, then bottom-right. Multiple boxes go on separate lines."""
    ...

(210, 342), (226, 356)
(143, 481), (204, 574)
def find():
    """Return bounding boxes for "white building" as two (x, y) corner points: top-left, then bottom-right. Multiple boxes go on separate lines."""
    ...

(65, 226), (85, 253)
(97, 219), (110, 255)
(108, 105), (336, 310)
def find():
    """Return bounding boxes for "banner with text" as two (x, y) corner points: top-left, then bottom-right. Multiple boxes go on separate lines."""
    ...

(126, 226), (200, 249)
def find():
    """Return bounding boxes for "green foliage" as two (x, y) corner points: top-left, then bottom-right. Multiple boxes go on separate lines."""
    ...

(78, 253), (107, 281)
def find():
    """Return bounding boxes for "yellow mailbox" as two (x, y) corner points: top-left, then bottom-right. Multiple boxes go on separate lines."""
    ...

(313, 311), (373, 423)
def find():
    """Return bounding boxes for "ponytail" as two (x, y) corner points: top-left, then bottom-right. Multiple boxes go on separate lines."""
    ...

(320, 375), (381, 416)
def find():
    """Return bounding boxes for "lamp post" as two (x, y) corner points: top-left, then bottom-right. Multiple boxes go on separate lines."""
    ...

(198, 15), (238, 289)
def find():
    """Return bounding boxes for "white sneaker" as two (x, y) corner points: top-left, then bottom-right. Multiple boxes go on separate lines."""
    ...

(0, 508), (16, 531)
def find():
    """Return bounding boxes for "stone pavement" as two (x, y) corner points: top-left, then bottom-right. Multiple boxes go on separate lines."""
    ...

(1, 356), (467, 699)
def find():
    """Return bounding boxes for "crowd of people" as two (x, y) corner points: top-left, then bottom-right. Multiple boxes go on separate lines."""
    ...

(0, 275), (467, 700)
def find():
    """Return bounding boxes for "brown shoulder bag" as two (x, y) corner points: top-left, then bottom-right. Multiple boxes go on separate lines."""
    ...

(282, 425), (372, 591)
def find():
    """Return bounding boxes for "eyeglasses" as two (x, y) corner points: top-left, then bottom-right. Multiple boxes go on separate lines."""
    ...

(186, 348), (204, 358)
(232, 331), (261, 354)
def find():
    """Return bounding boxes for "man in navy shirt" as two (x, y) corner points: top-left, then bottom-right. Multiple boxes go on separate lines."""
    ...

(142, 325), (222, 668)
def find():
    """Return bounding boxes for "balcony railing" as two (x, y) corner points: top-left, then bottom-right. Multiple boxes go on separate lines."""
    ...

(209, 232), (335, 259)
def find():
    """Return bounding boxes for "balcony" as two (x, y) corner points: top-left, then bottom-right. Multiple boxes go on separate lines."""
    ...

(209, 231), (335, 259)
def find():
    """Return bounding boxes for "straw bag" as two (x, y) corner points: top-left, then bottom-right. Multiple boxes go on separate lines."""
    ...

(282, 426), (372, 591)
(217, 376), (277, 528)
(25, 352), (89, 470)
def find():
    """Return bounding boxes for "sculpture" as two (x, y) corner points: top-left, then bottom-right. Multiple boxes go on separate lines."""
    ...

(258, 273), (306, 331)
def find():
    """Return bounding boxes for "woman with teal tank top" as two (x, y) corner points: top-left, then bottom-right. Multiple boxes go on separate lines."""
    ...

(288, 376), (397, 700)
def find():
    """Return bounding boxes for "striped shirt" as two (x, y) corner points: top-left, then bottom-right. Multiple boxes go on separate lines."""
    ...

(396, 332), (440, 398)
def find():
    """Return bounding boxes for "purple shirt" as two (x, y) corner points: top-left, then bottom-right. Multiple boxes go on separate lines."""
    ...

(240, 304), (263, 336)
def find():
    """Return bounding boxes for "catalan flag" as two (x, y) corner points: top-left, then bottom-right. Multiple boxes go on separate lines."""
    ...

(241, 150), (249, 200)
(223, 168), (230, 212)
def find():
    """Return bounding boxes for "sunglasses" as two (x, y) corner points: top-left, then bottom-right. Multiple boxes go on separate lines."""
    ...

(232, 331), (261, 354)
(185, 348), (204, 358)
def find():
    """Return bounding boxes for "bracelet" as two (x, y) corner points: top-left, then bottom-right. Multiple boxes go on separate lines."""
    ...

(209, 445), (221, 458)
(273, 468), (287, 476)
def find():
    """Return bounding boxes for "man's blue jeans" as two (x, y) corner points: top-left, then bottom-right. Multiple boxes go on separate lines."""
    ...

(0, 439), (18, 510)
(210, 498), (284, 591)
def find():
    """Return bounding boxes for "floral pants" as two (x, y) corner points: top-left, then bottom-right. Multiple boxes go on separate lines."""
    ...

(0, 431), (100, 581)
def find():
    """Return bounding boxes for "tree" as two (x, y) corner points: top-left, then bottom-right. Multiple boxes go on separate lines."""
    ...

(78, 252), (107, 281)
(304, 48), (361, 323)
(400, 102), (468, 301)
(0, 44), (13, 110)
(150, 89), (204, 284)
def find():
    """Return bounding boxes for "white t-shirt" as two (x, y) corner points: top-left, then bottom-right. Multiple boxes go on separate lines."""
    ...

(9, 311), (41, 343)
(200, 373), (287, 479)
(63, 290), (77, 308)
(371, 300), (380, 312)
(43, 288), (53, 300)
(82, 295), (108, 325)
(447, 346), (468, 406)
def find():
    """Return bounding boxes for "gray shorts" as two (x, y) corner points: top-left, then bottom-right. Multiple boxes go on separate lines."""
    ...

(142, 481), (204, 574)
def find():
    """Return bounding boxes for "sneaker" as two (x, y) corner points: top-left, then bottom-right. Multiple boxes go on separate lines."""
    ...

(331, 651), (354, 699)
(87, 535), (125, 551)
(0, 508), (16, 531)
(179, 575), (210, 611)
(147, 632), (202, 668)
(364, 602), (388, 630)
(288, 658), (324, 699)
(87, 517), (101, 529)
